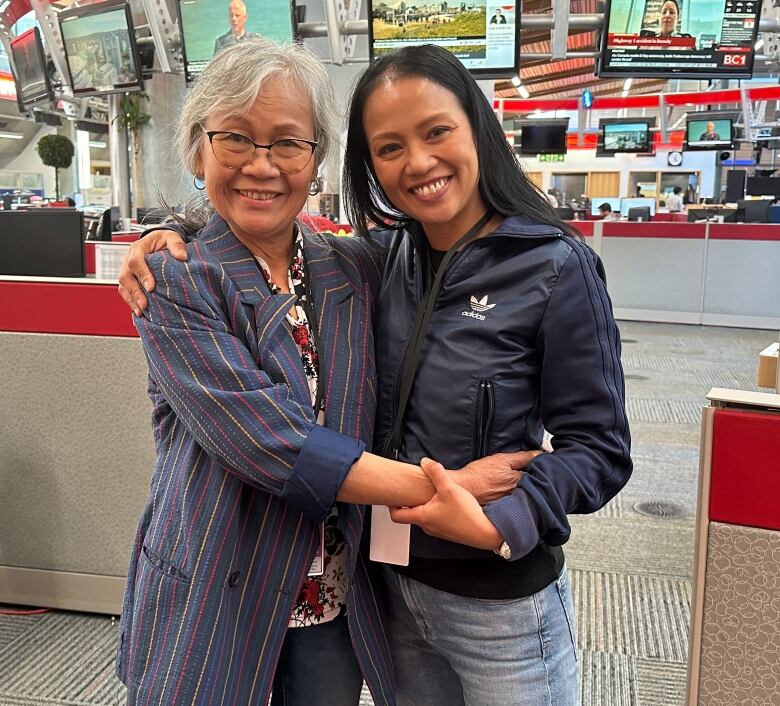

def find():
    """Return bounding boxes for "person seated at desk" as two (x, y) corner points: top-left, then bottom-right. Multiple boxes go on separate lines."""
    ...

(598, 203), (619, 221)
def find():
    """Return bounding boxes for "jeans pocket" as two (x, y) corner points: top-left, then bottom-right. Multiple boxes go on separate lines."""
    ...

(555, 570), (579, 662)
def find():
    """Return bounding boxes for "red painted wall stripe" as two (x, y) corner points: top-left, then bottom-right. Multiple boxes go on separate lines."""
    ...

(0, 281), (138, 337)
(710, 409), (780, 532)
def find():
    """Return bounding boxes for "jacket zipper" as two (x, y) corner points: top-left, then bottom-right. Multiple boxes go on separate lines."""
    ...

(473, 380), (495, 459)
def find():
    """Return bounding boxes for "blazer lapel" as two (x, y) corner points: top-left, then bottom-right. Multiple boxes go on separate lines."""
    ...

(303, 230), (355, 431)
(198, 216), (310, 408)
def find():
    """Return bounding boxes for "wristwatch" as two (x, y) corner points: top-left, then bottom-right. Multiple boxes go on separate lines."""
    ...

(493, 541), (512, 560)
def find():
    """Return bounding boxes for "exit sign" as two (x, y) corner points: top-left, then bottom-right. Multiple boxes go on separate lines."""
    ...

(539, 153), (565, 162)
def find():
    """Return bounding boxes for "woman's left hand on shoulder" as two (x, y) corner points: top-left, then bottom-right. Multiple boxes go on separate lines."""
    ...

(390, 459), (504, 551)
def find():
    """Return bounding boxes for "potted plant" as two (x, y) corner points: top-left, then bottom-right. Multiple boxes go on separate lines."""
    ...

(36, 134), (74, 201)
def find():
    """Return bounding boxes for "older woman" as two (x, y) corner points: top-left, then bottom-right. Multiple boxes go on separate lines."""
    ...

(116, 40), (531, 706)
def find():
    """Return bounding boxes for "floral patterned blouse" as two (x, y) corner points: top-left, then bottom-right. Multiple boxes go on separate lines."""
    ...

(254, 228), (348, 628)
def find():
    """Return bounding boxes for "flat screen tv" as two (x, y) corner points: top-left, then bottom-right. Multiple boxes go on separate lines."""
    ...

(58, 0), (143, 96)
(746, 176), (780, 198)
(598, 119), (653, 154)
(599, 0), (760, 78)
(685, 115), (734, 150)
(369, 1), (521, 79)
(516, 121), (569, 156)
(10, 27), (53, 109)
(178, 0), (297, 83)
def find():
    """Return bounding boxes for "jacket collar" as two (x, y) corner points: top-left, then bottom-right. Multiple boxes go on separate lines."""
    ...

(403, 215), (563, 250)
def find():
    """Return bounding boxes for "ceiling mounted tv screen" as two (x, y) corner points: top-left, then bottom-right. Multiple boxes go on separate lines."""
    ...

(10, 27), (53, 109)
(59, 0), (143, 96)
(599, 119), (653, 154)
(516, 121), (569, 156)
(369, 1), (520, 79)
(685, 115), (734, 149)
(178, 0), (297, 83)
(599, 0), (760, 78)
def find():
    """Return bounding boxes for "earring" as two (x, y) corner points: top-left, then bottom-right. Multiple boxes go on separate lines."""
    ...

(308, 178), (322, 196)
(193, 175), (206, 191)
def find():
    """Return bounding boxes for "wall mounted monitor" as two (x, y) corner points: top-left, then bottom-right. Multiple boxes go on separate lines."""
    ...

(10, 27), (53, 109)
(598, 119), (653, 155)
(599, 0), (761, 78)
(591, 197), (622, 216)
(621, 197), (656, 216)
(58, 0), (143, 96)
(515, 120), (569, 156)
(685, 115), (734, 150)
(369, 1), (520, 79)
(178, 0), (297, 83)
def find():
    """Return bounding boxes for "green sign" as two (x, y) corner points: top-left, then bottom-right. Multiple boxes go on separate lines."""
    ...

(539, 154), (565, 162)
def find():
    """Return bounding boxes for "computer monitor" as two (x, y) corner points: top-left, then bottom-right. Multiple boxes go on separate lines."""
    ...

(10, 27), (53, 109)
(621, 197), (656, 216)
(737, 199), (771, 223)
(516, 121), (569, 155)
(627, 207), (652, 222)
(555, 206), (575, 220)
(0, 210), (85, 276)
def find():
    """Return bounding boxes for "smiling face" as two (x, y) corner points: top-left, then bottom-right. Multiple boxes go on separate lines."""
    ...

(659, 0), (678, 36)
(362, 76), (486, 244)
(228, 0), (247, 36)
(195, 77), (316, 250)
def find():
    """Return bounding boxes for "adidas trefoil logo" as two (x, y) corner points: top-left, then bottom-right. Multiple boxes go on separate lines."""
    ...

(462, 294), (496, 321)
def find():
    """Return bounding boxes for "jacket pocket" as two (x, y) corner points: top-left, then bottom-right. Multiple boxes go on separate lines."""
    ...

(473, 379), (495, 459)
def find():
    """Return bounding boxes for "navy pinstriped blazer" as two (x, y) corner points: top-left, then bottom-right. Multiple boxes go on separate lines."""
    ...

(116, 215), (395, 705)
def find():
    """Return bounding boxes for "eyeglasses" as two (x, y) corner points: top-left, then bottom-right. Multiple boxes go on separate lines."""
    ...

(201, 128), (317, 175)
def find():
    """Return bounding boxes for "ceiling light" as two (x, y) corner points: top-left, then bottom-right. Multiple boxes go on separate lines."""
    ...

(511, 75), (522, 87)
(0, 131), (23, 140)
(623, 78), (633, 91)
(518, 85), (530, 99)
(88, 140), (106, 148)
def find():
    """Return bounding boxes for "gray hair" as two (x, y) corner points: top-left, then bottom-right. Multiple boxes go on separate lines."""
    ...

(166, 39), (337, 231)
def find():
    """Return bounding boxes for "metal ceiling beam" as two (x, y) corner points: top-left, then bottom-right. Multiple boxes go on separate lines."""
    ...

(549, 0), (571, 61)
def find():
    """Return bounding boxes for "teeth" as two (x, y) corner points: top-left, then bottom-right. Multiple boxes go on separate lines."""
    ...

(412, 177), (449, 196)
(239, 190), (278, 201)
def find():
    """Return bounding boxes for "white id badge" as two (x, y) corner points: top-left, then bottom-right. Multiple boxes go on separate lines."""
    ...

(370, 505), (410, 566)
(307, 523), (325, 576)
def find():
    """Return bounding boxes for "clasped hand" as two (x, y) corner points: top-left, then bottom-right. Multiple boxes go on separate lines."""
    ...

(390, 451), (541, 551)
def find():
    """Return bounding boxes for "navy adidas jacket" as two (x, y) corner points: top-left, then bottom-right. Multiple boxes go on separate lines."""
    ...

(372, 216), (632, 562)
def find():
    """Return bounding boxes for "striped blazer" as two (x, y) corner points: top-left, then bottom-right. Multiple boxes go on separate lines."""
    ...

(116, 215), (395, 705)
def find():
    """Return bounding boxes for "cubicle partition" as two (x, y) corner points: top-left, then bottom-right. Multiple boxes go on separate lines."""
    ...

(687, 388), (780, 705)
(0, 277), (153, 614)
(572, 220), (780, 329)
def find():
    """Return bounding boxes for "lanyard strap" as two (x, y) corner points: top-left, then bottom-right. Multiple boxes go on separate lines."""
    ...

(384, 210), (495, 459)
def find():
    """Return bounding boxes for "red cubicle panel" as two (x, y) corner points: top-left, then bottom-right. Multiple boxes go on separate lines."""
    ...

(710, 409), (780, 532)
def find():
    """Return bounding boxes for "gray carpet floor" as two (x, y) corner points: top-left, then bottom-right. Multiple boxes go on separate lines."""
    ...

(0, 321), (773, 706)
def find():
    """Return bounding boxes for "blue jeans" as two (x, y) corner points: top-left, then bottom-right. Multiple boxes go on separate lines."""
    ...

(380, 565), (579, 706)
(270, 616), (363, 706)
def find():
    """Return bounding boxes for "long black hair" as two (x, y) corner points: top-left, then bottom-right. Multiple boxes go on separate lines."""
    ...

(343, 44), (576, 238)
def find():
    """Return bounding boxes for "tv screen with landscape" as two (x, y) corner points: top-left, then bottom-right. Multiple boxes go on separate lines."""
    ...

(178, 0), (296, 82)
(599, 0), (760, 78)
(685, 116), (734, 149)
(59, 0), (143, 96)
(516, 122), (568, 156)
(10, 27), (52, 109)
(600, 120), (652, 154)
(370, 1), (520, 78)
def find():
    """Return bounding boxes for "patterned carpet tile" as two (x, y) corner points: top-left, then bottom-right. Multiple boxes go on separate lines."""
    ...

(565, 516), (695, 580)
(635, 657), (688, 706)
(626, 398), (705, 425)
(569, 570), (691, 663)
(579, 651), (639, 706)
